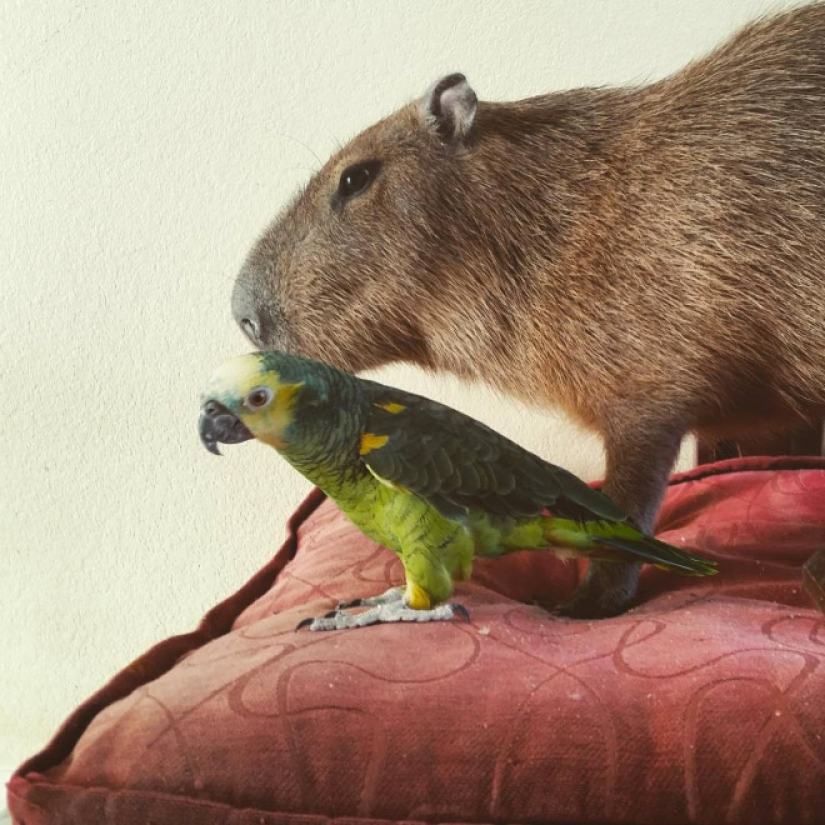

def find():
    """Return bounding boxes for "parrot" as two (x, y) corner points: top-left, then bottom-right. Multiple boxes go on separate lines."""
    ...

(199, 351), (717, 631)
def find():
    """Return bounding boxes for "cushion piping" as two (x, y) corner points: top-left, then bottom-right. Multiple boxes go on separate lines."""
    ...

(6, 772), (645, 825)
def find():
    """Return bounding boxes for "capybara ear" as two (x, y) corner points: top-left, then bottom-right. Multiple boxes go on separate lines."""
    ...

(418, 73), (477, 146)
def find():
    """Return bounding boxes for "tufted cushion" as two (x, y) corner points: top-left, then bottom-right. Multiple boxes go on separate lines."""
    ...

(8, 457), (825, 824)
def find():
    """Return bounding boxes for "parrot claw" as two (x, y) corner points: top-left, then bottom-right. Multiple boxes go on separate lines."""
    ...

(294, 608), (355, 630)
(449, 603), (471, 622)
(294, 616), (316, 631)
(295, 600), (471, 632)
(335, 598), (367, 610)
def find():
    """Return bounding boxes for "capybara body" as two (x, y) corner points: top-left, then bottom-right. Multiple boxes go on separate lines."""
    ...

(233, 5), (825, 615)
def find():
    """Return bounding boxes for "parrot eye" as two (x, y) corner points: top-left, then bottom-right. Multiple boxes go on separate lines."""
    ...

(244, 386), (273, 410)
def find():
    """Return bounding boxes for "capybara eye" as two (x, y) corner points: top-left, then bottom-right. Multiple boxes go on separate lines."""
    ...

(337, 160), (381, 201)
(245, 386), (273, 410)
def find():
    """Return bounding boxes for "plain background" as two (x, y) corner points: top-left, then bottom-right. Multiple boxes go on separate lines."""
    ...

(1, 0), (797, 773)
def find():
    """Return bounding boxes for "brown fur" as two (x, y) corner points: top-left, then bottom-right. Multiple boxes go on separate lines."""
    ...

(233, 5), (825, 615)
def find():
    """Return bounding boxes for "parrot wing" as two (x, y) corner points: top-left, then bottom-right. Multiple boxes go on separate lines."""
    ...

(359, 384), (627, 524)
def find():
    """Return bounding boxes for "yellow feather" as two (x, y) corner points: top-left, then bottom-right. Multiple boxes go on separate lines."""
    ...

(275, 382), (302, 417)
(374, 401), (406, 414)
(405, 581), (432, 610)
(359, 432), (389, 455)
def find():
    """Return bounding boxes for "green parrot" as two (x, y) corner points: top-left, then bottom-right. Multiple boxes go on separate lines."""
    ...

(199, 351), (716, 631)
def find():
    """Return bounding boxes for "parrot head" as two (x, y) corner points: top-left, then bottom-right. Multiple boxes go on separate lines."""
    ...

(199, 351), (336, 456)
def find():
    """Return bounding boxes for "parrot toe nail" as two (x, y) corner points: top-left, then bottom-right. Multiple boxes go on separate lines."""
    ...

(295, 617), (315, 631)
(451, 604), (471, 622)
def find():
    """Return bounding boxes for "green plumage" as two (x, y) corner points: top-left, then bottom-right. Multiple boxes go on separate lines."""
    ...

(200, 351), (717, 619)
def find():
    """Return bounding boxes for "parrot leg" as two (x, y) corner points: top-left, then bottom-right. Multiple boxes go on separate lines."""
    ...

(296, 601), (470, 631)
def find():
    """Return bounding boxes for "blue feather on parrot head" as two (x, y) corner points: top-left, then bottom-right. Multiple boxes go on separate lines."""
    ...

(198, 351), (350, 456)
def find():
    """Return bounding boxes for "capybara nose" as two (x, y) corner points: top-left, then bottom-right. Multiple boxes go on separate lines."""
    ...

(232, 280), (264, 345)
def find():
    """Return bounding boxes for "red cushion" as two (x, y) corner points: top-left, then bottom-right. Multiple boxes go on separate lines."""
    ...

(8, 457), (825, 824)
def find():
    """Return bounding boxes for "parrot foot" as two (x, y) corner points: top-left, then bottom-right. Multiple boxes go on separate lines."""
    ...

(295, 601), (470, 632)
(336, 586), (405, 610)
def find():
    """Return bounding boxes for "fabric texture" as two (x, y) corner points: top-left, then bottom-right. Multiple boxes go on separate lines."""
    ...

(8, 457), (825, 825)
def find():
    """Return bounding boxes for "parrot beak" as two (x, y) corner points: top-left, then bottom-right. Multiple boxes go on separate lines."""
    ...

(199, 400), (254, 456)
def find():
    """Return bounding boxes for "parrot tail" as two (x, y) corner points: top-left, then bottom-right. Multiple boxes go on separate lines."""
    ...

(589, 534), (718, 577)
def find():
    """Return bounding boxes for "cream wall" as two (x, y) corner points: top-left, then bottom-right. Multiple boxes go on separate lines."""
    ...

(2, 0), (793, 771)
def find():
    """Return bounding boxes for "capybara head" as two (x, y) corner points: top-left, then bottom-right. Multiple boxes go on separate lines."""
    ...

(233, 74), (489, 374)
